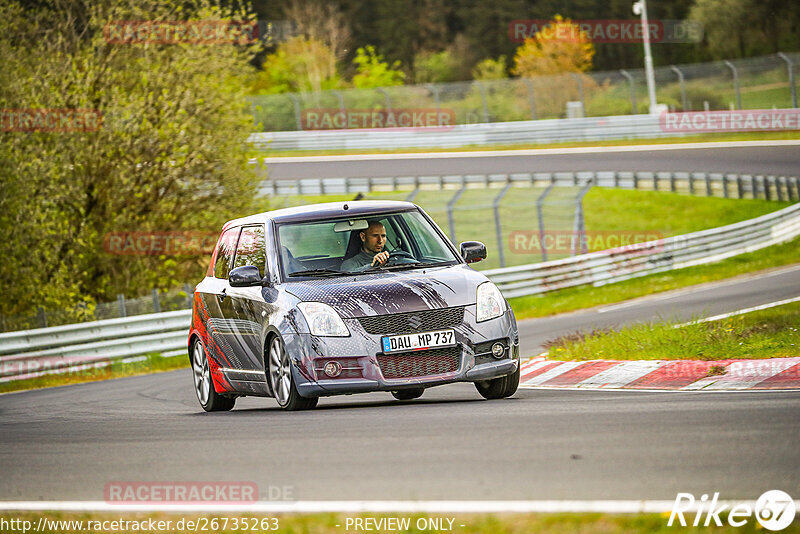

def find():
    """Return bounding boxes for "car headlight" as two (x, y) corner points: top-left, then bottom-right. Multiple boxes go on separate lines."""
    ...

(476, 281), (505, 322)
(297, 302), (350, 337)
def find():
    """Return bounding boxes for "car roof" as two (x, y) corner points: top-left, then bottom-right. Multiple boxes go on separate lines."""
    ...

(222, 200), (419, 229)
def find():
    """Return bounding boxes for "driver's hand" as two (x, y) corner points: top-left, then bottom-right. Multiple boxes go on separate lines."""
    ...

(371, 251), (390, 266)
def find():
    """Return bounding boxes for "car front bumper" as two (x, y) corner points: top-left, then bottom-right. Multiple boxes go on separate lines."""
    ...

(286, 305), (519, 398)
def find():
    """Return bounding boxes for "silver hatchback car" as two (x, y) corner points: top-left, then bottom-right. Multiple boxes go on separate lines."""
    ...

(188, 201), (519, 411)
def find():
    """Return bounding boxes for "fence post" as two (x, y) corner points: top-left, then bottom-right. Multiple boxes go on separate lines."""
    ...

(536, 183), (555, 262)
(670, 65), (688, 111)
(152, 289), (161, 313)
(736, 174), (743, 199)
(614, 171), (620, 188)
(722, 174), (729, 198)
(572, 74), (586, 113)
(493, 183), (513, 268)
(689, 172), (695, 195)
(776, 177), (785, 202)
(446, 186), (467, 243)
(633, 171), (640, 190)
(764, 176), (772, 201)
(377, 87), (392, 111)
(37, 307), (47, 329)
(332, 90), (346, 114)
(117, 294), (127, 318)
(477, 81), (490, 123)
(425, 84), (442, 125)
(705, 173), (712, 197)
(524, 79), (537, 120)
(724, 60), (742, 110)
(287, 93), (303, 130)
(777, 52), (798, 108)
(620, 70), (637, 114)
(653, 172), (659, 191)
(572, 180), (593, 256)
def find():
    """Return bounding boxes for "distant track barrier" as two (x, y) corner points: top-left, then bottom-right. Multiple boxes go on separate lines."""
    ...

(1, 172), (797, 383)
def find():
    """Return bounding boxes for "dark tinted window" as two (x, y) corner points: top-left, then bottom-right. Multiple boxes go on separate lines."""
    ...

(232, 225), (267, 277)
(213, 227), (240, 279)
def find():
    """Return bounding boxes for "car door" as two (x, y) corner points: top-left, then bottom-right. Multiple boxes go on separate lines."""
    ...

(227, 224), (271, 377)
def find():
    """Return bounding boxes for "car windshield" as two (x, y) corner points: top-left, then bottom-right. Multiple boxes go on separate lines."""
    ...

(276, 210), (459, 278)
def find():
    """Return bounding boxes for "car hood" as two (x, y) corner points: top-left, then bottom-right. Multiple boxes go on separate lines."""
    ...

(283, 264), (487, 318)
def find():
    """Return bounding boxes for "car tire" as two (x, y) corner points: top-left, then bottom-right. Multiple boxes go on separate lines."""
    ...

(391, 388), (424, 401)
(192, 338), (236, 412)
(267, 335), (318, 411)
(475, 366), (520, 400)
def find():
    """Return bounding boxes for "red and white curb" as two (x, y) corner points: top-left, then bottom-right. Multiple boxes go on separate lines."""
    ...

(519, 356), (800, 391)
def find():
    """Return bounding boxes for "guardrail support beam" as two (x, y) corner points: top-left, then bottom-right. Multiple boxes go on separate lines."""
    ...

(777, 52), (798, 108)
(724, 60), (742, 110)
(620, 70), (637, 114)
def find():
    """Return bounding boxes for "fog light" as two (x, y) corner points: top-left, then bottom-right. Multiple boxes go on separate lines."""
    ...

(324, 361), (342, 378)
(491, 342), (505, 359)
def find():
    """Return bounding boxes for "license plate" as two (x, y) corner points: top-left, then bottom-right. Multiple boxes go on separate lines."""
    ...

(381, 329), (455, 353)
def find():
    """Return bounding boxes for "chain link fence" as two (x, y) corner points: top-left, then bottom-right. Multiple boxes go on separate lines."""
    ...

(249, 53), (800, 132)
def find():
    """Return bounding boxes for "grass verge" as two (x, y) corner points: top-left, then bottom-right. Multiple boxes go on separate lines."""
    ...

(546, 301), (800, 361)
(0, 353), (189, 395)
(254, 130), (800, 157)
(509, 236), (800, 320)
(4, 511), (794, 534)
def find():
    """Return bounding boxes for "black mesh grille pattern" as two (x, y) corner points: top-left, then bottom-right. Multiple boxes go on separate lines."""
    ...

(377, 347), (461, 379)
(473, 339), (508, 365)
(314, 358), (363, 380)
(357, 307), (465, 335)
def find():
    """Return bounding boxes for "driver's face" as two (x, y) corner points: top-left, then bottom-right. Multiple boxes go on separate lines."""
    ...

(361, 224), (386, 254)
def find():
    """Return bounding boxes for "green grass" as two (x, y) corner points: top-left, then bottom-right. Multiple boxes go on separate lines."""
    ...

(0, 352), (189, 395)
(510, 236), (800, 320)
(253, 130), (800, 157)
(546, 301), (800, 361)
(4, 512), (795, 534)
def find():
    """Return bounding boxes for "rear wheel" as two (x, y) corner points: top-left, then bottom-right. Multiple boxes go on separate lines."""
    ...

(192, 338), (235, 412)
(391, 388), (424, 401)
(267, 335), (318, 411)
(475, 367), (519, 400)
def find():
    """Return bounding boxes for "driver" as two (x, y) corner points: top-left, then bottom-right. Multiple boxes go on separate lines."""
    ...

(341, 220), (390, 271)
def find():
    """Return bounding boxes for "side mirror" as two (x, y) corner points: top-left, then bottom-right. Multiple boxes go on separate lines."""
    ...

(229, 265), (267, 287)
(459, 241), (487, 264)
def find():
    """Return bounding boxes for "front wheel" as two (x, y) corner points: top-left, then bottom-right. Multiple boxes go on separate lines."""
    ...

(475, 367), (519, 400)
(267, 335), (318, 411)
(391, 388), (424, 401)
(192, 338), (235, 412)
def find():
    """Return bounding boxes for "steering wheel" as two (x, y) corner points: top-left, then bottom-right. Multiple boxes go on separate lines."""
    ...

(385, 249), (417, 264)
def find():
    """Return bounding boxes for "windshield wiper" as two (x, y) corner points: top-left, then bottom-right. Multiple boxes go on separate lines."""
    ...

(287, 268), (347, 277)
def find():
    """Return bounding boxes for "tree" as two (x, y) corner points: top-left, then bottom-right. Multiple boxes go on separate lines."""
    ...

(472, 56), (508, 80)
(351, 46), (405, 88)
(253, 36), (342, 93)
(512, 15), (595, 77)
(0, 0), (262, 321)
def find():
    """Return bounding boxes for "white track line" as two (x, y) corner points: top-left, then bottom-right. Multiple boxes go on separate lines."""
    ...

(0, 499), (780, 514)
(262, 140), (800, 163)
(676, 295), (800, 326)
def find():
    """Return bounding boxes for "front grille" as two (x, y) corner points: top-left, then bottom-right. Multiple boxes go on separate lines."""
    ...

(357, 307), (465, 335)
(377, 346), (461, 379)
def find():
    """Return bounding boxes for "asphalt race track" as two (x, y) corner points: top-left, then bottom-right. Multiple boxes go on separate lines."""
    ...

(1, 266), (798, 502)
(1, 143), (798, 504)
(264, 142), (800, 180)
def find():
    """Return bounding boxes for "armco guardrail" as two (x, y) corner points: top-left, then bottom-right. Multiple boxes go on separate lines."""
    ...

(484, 202), (800, 298)
(1, 196), (798, 384)
(249, 113), (685, 151)
(0, 310), (191, 382)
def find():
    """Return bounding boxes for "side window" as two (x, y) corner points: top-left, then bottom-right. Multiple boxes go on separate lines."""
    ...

(232, 225), (267, 276)
(213, 227), (240, 279)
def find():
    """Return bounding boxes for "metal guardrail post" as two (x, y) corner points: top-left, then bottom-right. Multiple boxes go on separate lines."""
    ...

(536, 182), (555, 262)
(572, 180), (593, 256)
(736, 174), (744, 199)
(653, 172), (659, 191)
(493, 183), (513, 268)
(152, 289), (161, 314)
(524, 79), (537, 120)
(688, 173), (695, 195)
(670, 172), (676, 193)
(287, 93), (303, 130)
(117, 294), (127, 318)
(447, 186), (467, 243)
(777, 53), (798, 108)
(425, 84), (442, 126)
(704, 173), (712, 197)
(765, 176), (773, 201)
(670, 65), (688, 111)
(477, 82), (490, 123)
(37, 307), (47, 329)
(377, 88), (392, 110)
(724, 60), (742, 110)
(777, 177), (785, 202)
(633, 172), (640, 190)
(620, 70), (637, 114)
(722, 174), (729, 198)
(332, 90), (346, 114)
